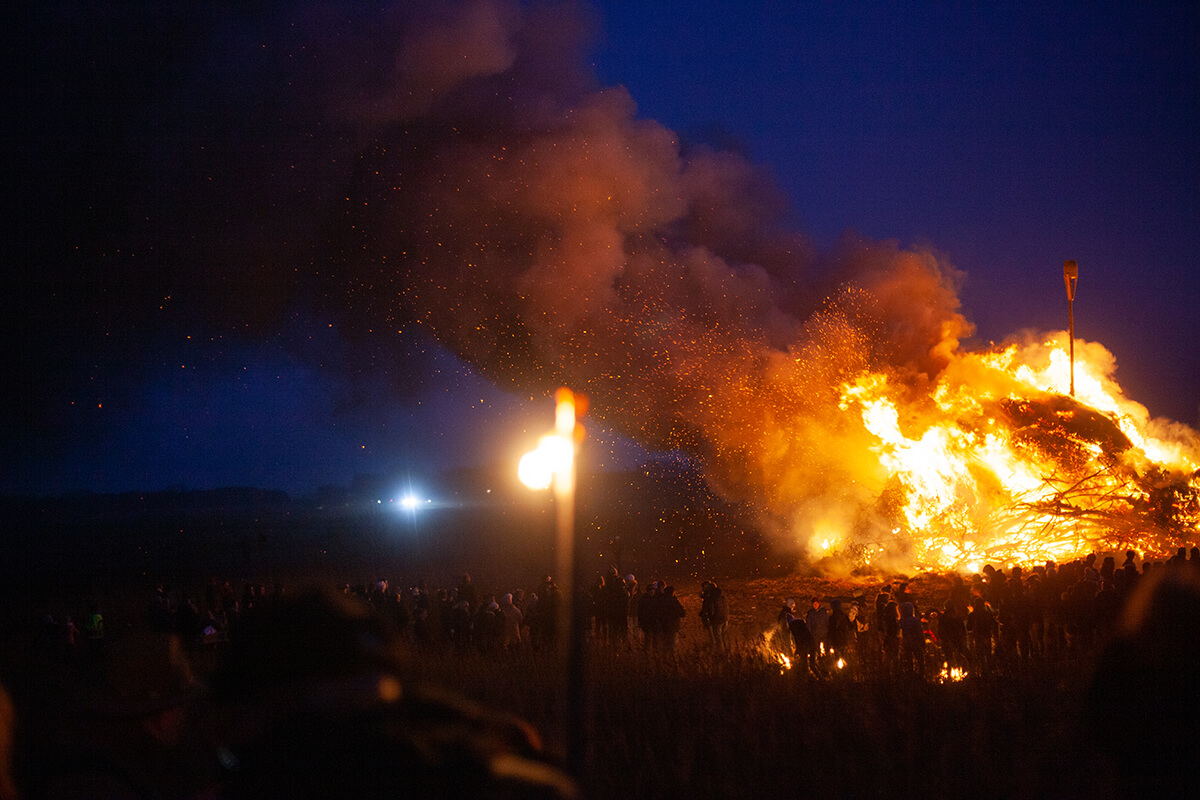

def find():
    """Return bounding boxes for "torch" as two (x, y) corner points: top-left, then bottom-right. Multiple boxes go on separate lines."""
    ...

(518, 388), (588, 777)
(1063, 260), (1078, 397)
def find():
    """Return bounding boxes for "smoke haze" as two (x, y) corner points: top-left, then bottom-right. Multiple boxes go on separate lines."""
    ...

(341, 0), (973, 530)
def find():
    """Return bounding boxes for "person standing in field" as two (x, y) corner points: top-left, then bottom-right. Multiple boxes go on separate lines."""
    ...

(624, 575), (640, 648)
(498, 593), (524, 651)
(805, 597), (830, 662)
(898, 602), (926, 679)
(699, 580), (729, 651)
(827, 599), (854, 670)
(639, 581), (662, 650)
(880, 600), (901, 675)
(660, 586), (685, 653)
(968, 595), (996, 674)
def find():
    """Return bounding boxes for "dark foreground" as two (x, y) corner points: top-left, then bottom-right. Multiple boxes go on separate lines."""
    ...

(3, 571), (1195, 800)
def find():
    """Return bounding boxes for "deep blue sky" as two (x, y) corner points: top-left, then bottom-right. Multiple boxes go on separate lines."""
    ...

(592, 1), (1198, 414)
(5, 1), (1197, 496)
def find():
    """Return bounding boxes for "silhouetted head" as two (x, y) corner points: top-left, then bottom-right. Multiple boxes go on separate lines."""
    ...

(1088, 564), (1200, 797)
(214, 585), (575, 799)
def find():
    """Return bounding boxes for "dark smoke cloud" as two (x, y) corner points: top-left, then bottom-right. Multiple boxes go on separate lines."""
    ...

(8, 1), (970, 519)
(343, 0), (972, 522)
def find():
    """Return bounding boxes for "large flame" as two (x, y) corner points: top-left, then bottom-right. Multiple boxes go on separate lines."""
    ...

(836, 333), (1199, 572)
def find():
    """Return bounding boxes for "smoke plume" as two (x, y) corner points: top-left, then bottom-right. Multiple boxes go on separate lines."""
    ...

(5, 1), (982, 532)
(341, 0), (973, 530)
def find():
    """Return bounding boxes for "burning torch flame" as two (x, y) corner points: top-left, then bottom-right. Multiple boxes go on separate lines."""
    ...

(519, 389), (580, 492)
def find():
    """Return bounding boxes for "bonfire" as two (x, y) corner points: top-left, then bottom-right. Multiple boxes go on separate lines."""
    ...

(835, 333), (1199, 573)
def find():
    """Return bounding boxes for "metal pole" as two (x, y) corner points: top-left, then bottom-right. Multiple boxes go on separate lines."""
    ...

(1063, 260), (1078, 396)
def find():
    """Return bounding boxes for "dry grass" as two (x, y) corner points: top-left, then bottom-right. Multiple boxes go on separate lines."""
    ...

(393, 575), (1120, 800)
(2, 567), (1123, 799)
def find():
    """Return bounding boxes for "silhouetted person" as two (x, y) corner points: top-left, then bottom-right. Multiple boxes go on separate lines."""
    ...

(211, 585), (576, 799)
(473, 596), (500, 653)
(776, 598), (796, 648)
(624, 575), (640, 648)
(536, 577), (562, 650)
(967, 596), (995, 674)
(639, 581), (663, 650)
(660, 586), (685, 653)
(1088, 564), (1200, 798)
(805, 597), (830, 659)
(898, 602), (925, 679)
(699, 580), (729, 651)
(880, 600), (900, 674)
(601, 567), (629, 643)
(498, 592), (524, 650)
(1121, 550), (1139, 586)
(827, 599), (854, 671)
(788, 614), (821, 678)
(938, 600), (969, 672)
(457, 573), (477, 610)
(450, 598), (473, 654)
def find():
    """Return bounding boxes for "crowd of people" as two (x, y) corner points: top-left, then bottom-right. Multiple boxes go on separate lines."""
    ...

(2, 566), (728, 798)
(774, 548), (1200, 681)
(26, 545), (1200, 686)
(8, 580), (585, 799)
(26, 546), (1200, 682)
(26, 567), (724, 675)
(6, 547), (1199, 797)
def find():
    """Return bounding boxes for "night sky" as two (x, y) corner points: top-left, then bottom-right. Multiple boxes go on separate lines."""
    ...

(6, 1), (1198, 498)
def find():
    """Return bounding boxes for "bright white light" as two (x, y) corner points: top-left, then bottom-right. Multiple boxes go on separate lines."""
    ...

(400, 494), (420, 510)
(519, 433), (574, 490)
(518, 448), (554, 490)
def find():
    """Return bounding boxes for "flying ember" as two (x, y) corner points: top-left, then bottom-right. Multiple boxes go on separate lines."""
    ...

(334, 0), (1198, 577)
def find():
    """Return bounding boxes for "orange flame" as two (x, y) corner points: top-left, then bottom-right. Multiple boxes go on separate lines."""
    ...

(835, 334), (1199, 572)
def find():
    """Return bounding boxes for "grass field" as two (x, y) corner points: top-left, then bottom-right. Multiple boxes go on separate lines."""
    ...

(0, 489), (1145, 798)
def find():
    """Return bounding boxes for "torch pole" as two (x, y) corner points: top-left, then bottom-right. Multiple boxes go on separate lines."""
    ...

(1063, 260), (1079, 397)
(551, 389), (588, 780)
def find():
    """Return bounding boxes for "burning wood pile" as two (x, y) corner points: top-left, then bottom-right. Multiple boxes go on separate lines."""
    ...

(834, 334), (1199, 573)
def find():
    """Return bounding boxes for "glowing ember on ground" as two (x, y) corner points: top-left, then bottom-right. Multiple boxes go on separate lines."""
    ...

(758, 629), (793, 673)
(938, 663), (968, 683)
